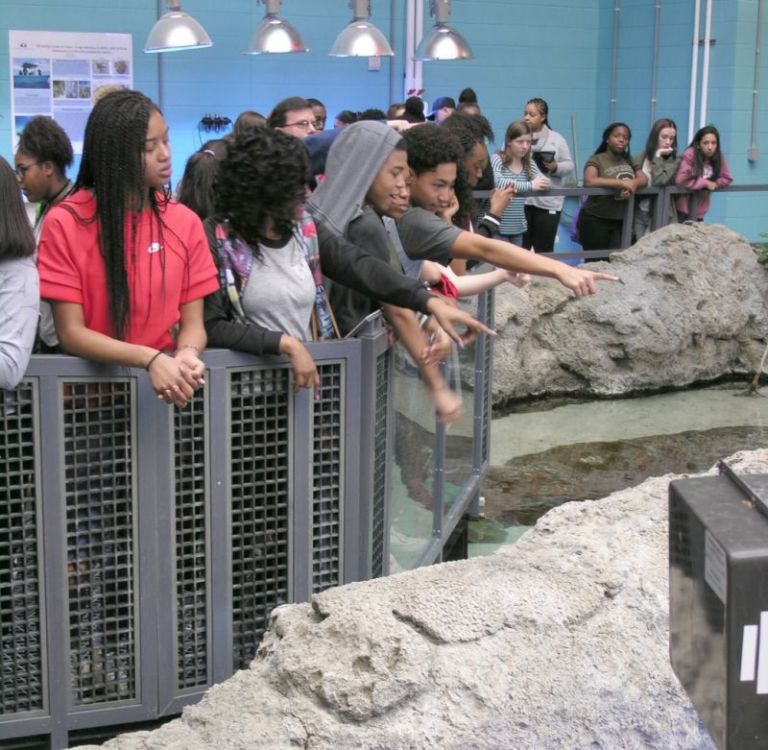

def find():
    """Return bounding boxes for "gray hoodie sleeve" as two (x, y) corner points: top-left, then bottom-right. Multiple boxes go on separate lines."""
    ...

(0, 257), (39, 390)
(316, 221), (432, 314)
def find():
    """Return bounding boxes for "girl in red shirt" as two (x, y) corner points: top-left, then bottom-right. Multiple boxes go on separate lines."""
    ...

(38, 90), (218, 408)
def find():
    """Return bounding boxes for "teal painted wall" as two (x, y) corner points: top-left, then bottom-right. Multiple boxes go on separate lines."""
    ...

(1, 0), (766, 238)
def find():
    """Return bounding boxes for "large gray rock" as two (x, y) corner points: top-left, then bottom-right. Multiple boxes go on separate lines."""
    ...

(492, 223), (768, 404)
(72, 450), (768, 750)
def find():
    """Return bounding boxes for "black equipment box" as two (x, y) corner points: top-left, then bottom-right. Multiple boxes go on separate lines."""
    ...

(669, 467), (768, 750)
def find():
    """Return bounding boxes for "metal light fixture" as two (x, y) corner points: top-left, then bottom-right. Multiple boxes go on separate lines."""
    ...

(243, 0), (308, 55)
(329, 0), (394, 57)
(144, 0), (212, 53)
(415, 0), (473, 61)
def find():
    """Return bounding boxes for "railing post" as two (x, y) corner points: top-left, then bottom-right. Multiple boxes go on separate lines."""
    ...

(688, 191), (701, 220)
(621, 194), (635, 248)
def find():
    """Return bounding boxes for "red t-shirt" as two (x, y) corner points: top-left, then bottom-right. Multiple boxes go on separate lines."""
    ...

(38, 191), (219, 351)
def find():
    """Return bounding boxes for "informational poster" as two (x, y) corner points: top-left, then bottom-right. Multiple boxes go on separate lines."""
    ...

(9, 30), (133, 154)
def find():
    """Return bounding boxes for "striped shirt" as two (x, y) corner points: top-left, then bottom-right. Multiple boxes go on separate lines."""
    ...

(490, 153), (542, 236)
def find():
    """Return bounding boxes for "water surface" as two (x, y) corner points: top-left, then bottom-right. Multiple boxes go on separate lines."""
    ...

(470, 385), (768, 556)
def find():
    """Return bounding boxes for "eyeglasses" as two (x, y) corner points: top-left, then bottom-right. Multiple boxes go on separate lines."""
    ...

(284, 119), (315, 132)
(15, 162), (39, 176)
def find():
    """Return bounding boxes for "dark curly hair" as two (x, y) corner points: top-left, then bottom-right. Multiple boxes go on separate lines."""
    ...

(215, 127), (309, 254)
(441, 113), (495, 227)
(17, 115), (73, 174)
(402, 123), (463, 176)
(402, 96), (426, 124)
(358, 108), (387, 121)
(442, 112), (494, 154)
(403, 124), (470, 225)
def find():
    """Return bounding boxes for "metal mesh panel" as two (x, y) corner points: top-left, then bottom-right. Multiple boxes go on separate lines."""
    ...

(173, 389), (208, 690)
(311, 363), (344, 593)
(370, 351), (391, 578)
(63, 381), (136, 705)
(0, 384), (43, 715)
(229, 369), (291, 670)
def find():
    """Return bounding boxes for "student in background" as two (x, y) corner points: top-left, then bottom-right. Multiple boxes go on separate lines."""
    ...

(522, 97), (574, 253)
(0, 156), (39, 389)
(232, 110), (266, 137)
(14, 115), (76, 349)
(202, 129), (326, 394)
(457, 87), (481, 116)
(309, 121), (463, 421)
(578, 122), (646, 252)
(491, 120), (550, 246)
(633, 118), (681, 238)
(307, 97), (327, 131)
(395, 123), (617, 295)
(37, 89), (219, 408)
(268, 97), (318, 139)
(675, 125), (733, 222)
(176, 139), (228, 221)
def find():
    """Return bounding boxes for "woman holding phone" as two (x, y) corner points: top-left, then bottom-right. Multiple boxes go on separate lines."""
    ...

(522, 97), (574, 253)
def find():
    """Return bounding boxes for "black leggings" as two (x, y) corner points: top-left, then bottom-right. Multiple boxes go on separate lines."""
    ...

(523, 205), (561, 253)
(577, 211), (623, 251)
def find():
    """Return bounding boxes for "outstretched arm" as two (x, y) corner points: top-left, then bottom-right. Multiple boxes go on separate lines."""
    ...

(450, 232), (619, 297)
(317, 220), (492, 345)
(420, 260), (526, 297)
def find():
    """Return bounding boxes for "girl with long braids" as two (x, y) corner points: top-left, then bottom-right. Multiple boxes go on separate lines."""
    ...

(37, 89), (219, 408)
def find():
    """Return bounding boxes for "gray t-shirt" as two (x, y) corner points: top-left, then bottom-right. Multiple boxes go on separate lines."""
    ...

(241, 235), (314, 342)
(395, 207), (461, 266)
(0, 256), (39, 389)
(383, 216), (423, 280)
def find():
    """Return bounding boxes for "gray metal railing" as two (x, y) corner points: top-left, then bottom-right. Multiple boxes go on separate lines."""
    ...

(474, 183), (768, 260)
(0, 295), (494, 750)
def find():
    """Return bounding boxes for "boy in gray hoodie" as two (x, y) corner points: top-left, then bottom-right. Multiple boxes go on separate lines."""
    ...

(309, 121), (464, 421)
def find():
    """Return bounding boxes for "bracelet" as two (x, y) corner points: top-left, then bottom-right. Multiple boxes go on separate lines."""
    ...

(145, 350), (164, 371)
(176, 343), (201, 355)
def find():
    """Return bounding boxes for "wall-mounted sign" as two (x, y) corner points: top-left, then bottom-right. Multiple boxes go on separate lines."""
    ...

(9, 29), (133, 154)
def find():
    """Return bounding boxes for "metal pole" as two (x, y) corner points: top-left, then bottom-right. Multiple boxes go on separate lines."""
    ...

(609, 0), (621, 122)
(699, 0), (713, 129)
(649, 0), (662, 125)
(156, 0), (165, 110)
(749, 0), (764, 162)
(571, 114), (580, 182)
(688, 0), (701, 142)
(389, 0), (398, 106)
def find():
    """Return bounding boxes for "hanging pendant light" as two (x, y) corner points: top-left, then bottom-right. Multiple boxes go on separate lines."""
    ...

(415, 0), (473, 61)
(243, 0), (308, 55)
(329, 0), (394, 57)
(144, 0), (212, 53)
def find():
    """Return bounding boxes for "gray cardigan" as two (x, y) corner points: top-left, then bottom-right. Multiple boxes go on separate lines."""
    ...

(0, 256), (39, 389)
